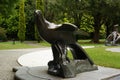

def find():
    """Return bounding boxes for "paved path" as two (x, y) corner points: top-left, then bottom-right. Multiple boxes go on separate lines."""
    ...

(0, 48), (44, 80)
(18, 46), (95, 67)
(106, 48), (120, 52)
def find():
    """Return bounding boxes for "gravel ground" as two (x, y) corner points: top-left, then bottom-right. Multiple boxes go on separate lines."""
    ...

(0, 48), (43, 80)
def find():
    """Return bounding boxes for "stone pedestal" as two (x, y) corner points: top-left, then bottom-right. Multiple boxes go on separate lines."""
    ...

(13, 59), (97, 80)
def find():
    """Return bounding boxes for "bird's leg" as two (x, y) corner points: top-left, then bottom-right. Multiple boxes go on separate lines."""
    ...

(48, 44), (61, 75)
(57, 42), (68, 64)
(51, 44), (60, 64)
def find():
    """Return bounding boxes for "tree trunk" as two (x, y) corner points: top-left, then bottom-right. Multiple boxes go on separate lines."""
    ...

(93, 26), (100, 43)
(92, 13), (102, 43)
(106, 25), (110, 38)
(92, 15), (101, 43)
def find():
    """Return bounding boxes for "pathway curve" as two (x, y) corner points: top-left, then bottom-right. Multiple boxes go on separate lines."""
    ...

(106, 48), (120, 52)
(18, 46), (95, 67)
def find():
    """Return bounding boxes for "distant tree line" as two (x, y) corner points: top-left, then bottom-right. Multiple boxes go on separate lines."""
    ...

(0, 0), (120, 43)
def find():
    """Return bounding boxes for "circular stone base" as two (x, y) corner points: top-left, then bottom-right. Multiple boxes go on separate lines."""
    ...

(15, 66), (93, 80)
(13, 66), (120, 80)
(14, 66), (97, 80)
(13, 66), (91, 80)
(14, 66), (60, 80)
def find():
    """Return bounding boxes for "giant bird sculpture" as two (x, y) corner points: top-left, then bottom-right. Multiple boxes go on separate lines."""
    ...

(35, 10), (97, 78)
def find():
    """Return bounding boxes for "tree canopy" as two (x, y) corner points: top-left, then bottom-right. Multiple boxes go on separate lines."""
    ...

(0, 0), (19, 16)
(17, 0), (26, 42)
(1, 0), (120, 43)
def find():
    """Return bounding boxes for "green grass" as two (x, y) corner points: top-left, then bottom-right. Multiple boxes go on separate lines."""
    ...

(0, 41), (47, 50)
(85, 46), (120, 69)
(78, 39), (105, 46)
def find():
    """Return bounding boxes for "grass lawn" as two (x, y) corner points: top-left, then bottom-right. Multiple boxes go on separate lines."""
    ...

(85, 46), (120, 69)
(0, 40), (120, 69)
(0, 41), (50, 50)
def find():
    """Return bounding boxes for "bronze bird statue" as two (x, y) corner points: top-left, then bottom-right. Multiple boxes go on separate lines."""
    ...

(35, 10), (96, 78)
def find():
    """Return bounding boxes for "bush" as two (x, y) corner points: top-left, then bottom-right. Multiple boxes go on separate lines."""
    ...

(0, 27), (7, 41)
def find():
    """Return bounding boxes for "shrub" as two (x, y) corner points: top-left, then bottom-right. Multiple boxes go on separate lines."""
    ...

(0, 27), (7, 41)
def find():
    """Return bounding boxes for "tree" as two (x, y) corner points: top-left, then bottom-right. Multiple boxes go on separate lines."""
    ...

(6, 14), (19, 39)
(48, 0), (86, 27)
(35, 0), (44, 42)
(24, 0), (36, 40)
(18, 0), (26, 42)
(103, 0), (120, 36)
(80, 14), (94, 33)
(87, 0), (120, 43)
(86, 0), (106, 43)
(80, 14), (94, 39)
(49, 0), (120, 43)
(36, 0), (44, 13)
(0, 0), (20, 40)
(45, 0), (95, 40)
(0, 27), (7, 41)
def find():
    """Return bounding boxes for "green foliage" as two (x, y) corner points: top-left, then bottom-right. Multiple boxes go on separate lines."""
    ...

(80, 14), (94, 33)
(80, 14), (106, 39)
(80, 0), (119, 42)
(36, 0), (44, 12)
(24, 0), (36, 40)
(0, 15), (4, 25)
(18, 0), (26, 42)
(0, 0), (19, 16)
(0, 1), (19, 39)
(6, 14), (19, 39)
(47, 0), (85, 26)
(1, 0), (120, 42)
(0, 14), (19, 40)
(0, 27), (7, 41)
(99, 24), (106, 39)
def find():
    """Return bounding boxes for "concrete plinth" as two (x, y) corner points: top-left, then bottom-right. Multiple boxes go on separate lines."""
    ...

(13, 66), (120, 80)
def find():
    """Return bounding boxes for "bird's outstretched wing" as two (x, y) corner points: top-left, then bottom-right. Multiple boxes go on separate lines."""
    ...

(54, 23), (78, 31)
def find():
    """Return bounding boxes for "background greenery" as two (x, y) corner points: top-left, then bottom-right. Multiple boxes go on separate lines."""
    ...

(1, 0), (120, 43)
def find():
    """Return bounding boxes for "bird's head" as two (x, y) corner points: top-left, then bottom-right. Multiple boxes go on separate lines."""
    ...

(35, 10), (43, 17)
